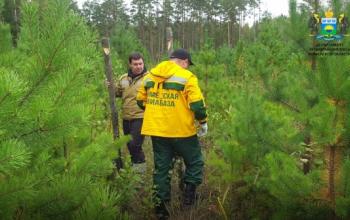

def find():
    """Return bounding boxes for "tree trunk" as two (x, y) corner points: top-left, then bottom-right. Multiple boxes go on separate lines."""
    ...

(302, 133), (312, 174)
(227, 21), (231, 47)
(101, 38), (122, 170)
(182, 8), (185, 48)
(321, 144), (343, 220)
(149, 26), (154, 60)
(12, 0), (19, 46)
(328, 144), (336, 206)
(320, 103), (346, 217)
(205, 65), (208, 98)
(166, 27), (173, 56)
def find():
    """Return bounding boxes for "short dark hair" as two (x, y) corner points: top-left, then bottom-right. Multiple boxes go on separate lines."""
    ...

(128, 52), (144, 63)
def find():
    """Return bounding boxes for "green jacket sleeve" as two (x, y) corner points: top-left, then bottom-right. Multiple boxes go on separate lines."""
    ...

(185, 75), (207, 123)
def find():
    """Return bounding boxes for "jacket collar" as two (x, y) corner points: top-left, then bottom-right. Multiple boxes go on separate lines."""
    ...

(128, 67), (147, 79)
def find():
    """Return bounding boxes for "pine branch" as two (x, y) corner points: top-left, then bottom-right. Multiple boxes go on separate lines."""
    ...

(16, 119), (83, 139)
(0, 152), (28, 168)
(278, 99), (301, 113)
(19, 21), (79, 107)
(252, 122), (269, 146)
(33, 193), (63, 210)
(0, 180), (37, 198)
(33, 192), (82, 216)
(44, 21), (79, 73)
(72, 149), (100, 176)
(0, 186), (28, 198)
(47, 202), (85, 218)
(0, 140), (31, 175)
(32, 177), (90, 217)
(26, 8), (45, 69)
(16, 127), (46, 138)
(54, 68), (82, 105)
(0, 92), (10, 107)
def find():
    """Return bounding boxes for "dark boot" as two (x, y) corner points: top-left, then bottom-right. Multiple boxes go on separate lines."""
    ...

(183, 183), (197, 206)
(155, 201), (169, 220)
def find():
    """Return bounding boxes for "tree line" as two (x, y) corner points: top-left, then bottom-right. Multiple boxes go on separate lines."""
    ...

(81, 0), (261, 59)
(2, 0), (261, 60)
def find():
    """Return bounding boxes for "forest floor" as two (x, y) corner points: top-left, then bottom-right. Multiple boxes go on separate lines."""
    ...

(122, 137), (222, 220)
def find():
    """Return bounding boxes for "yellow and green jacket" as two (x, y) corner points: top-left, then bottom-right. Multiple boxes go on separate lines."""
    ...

(116, 70), (146, 120)
(136, 61), (207, 138)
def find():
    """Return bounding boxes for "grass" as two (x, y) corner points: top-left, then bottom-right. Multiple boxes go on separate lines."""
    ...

(120, 136), (222, 220)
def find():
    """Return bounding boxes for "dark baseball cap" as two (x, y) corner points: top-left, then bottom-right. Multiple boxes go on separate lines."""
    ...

(170, 48), (194, 65)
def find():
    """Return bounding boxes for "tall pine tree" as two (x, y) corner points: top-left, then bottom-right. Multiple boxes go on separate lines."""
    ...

(0, 0), (133, 218)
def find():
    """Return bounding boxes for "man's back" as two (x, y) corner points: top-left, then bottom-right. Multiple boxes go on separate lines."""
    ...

(137, 60), (206, 137)
(136, 49), (208, 219)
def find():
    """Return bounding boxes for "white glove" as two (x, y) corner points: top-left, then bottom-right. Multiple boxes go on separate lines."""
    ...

(197, 123), (208, 137)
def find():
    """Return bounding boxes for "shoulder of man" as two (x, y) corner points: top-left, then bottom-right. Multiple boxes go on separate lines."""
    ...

(118, 73), (128, 81)
(139, 71), (148, 79)
(142, 71), (152, 80)
(174, 68), (196, 82)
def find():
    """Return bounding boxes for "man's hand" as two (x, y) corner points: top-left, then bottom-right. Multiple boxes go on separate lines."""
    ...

(105, 79), (111, 88)
(197, 123), (208, 137)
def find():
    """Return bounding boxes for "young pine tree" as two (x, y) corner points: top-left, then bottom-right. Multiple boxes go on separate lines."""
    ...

(0, 0), (132, 219)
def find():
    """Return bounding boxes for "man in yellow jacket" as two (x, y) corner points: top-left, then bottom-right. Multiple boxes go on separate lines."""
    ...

(137, 49), (208, 219)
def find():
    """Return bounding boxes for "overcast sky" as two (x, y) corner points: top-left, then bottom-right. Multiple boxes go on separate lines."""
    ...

(76, 0), (298, 18)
